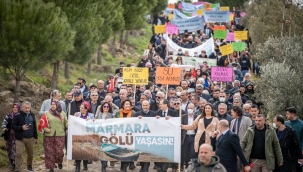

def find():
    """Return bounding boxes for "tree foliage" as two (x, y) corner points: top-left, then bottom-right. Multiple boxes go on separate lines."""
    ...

(122, 0), (150, 30)
(151, 0), (167, 15)
(0, 0), (75, 102)
(203, 0), (249, 8)
(254, 36), (303, 118)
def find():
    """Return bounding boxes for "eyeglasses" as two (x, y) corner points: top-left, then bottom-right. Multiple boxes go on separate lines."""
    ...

(174, 103), (180, 105)
(77, 82), (82, 85)
(91, 95), (98, 96)
(103, 106), (109, 108)
(156, 96), (162, 99)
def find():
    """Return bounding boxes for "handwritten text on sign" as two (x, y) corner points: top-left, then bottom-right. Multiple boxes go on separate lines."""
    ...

(211, 67), (233, 82)
(123, 67), (149, 84)
(155, 67), (181, 85)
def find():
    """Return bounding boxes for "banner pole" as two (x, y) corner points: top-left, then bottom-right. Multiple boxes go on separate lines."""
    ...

(66, 95), (73, 171)
(134, 84), (136, 100)
(179, 105), (182, 172)
(166, 84), (169, 99)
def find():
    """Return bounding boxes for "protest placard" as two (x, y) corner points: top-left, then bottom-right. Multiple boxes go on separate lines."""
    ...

(203, 11), (230, 22)
(178, 3), (182, 9)
(170, 16), (204, 33)
(234, 31), (248, 40)
(168, 14), (174, 20)
(229, 13), (234, 21)
(211, 67), (233, 82)
(240, 12), (246, 17)
(214, 25), (226, 30)
(220, 6), (230, 11)
(196, 9), (203, 16)
(232, 42), (246, 51)
(219, 44), (233, 56)
(168, 4), (175, 9)
(226, 32), (234, 41)
(155, 67), (181, 85)
(122, 67), (148, 85)
(214, 30), (227, 39)
(166, 25), (178, 35)
(154, 25), (166, 34)
(67, 116), (181, 162)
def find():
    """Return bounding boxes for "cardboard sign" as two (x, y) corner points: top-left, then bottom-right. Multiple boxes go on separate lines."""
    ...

(122, 67), (149, 84)
(214, 30), (227, 39)
(240, 12), (246, 17)
(220, 6), (230, 11)
(214, 25), (226, 30)
(196, 9), (203, 16)
(226, 32), (235, 41)
(232, 42), (246, 51)
(168, 4), (175, 9)
(234, 31), (248, 40)
(211, 67), (233, 82)
(229, 13), (234, 21)
(155, 67), (181, 85)
(168, 14), (174, 20)
(166, 25), (178, 34)
(178, 3), (182, 9)
(154, 25), (166, 34)
(219, 44), (233, 56)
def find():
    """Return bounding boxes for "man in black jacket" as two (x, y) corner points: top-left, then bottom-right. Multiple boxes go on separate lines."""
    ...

(12, 101), (38, 172)
(155, 99), (178, 172)
(134, 100), (156, 172)
(211, 120), (250, 172)
(67, 91), (84, 117)
(273, 115), (303, 172)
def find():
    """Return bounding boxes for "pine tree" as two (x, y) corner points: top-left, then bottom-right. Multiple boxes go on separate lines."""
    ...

(0, 0), (75, 102)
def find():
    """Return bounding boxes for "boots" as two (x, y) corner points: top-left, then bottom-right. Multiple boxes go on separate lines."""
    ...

(75, 160), (81, 172)
(83, 160), (88, 170)
(101, 161), (107, 172)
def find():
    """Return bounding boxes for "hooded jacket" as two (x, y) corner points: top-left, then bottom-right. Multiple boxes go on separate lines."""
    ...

(187, 156), (227, 172)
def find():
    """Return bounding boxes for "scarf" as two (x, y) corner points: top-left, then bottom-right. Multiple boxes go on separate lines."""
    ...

(9, 103), (21, 119)
(49, 100), (62, 120)
(119, 108), (132, 118)
(80, 112), (88, 119)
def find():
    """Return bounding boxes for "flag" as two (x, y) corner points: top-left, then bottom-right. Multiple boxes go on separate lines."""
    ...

(108, 78), (115, 92)
(38, 114), (49, 133)
(192, 68), (197, 78)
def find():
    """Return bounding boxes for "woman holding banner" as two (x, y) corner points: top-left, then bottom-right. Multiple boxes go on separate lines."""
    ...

(39, 100), (68, 172)
(181, 103), (219, 154)
(74, 101), (94, 172)
(115, 99), (136, 172)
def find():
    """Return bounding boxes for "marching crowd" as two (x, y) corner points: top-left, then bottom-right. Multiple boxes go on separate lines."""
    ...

(1, 5), (302, 172)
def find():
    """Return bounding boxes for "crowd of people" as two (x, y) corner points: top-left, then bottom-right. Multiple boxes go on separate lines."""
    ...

(0, 5), (302, 172)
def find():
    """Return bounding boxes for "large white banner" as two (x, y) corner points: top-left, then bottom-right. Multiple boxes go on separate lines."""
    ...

(172, 56), (217, 68)
(165, 34), (215, 57)
(67, 116), (181, 162)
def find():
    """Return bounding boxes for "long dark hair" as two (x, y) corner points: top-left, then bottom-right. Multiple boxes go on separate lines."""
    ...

(100, 102), (112, 113)
(199, 103), (216, 120)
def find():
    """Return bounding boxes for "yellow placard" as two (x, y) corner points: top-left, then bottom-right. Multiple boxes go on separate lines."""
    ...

(229, 13), (234, 21)
(168, 14), (174, 20)
(220, 6), (230, 11)
(234, 31), (248, 40)
(220, 44), (233, 56)
(122, 67), (149, 85)
(154, 25), (166, 34)
(196, 9), (203, 16)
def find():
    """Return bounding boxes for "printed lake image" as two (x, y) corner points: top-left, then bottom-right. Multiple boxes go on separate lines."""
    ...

(71, 135), (171, 162)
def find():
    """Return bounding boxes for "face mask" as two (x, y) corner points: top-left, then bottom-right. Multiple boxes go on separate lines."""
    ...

(233, 67), (237, 70)
(218, 56), (221, 58)
(117, 84), (122, 88)
(176, 92), (181, 97)
(219, 97), (225, 102)
(178, 51), (182, 54)
(272, 123), (276, 128)
(187, 109), (193, 114)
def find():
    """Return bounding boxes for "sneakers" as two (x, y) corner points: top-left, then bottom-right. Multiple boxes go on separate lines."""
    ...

(27, 165), (34, 172)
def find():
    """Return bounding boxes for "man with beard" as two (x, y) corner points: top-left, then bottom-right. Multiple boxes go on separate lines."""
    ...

(194, 99), (207, 116)
(245, 82), (255, 103)
(239, 85), (249, 101)
(208, 89), (220, 104)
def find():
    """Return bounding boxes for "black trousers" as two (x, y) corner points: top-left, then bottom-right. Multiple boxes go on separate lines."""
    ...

(154, 162), (169, 172)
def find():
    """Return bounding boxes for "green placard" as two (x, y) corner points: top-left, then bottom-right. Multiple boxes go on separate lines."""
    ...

(214, 30), (227, 39)
(210, 3), (218, 8)
(232, 42), (246, 51)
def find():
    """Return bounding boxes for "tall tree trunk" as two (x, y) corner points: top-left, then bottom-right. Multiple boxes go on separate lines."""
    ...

(13, 69), (22, 103)
(124, 30), (129, 45)
(51, 61), (60, 89)
(64, 61), (70, 79)
(111, 33), (117, 58)
(119, 30), (124, 48)
(87, 58), (92, 74)
(97, 45), (102, 65)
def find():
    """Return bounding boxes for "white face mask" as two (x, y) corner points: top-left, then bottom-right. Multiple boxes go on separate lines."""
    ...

(187, 109), (194, 114)
(176, 92), (181, 97)
(272, 123), (276, 128)
(117, 84), (122, 88)
(178, 51), (182, 54)
(233, 67), (237, 70)
(219, 97), (225, 102)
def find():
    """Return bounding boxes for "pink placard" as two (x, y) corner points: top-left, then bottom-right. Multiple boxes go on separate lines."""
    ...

(166, 26), (178, 35)
(178, 3), (182, 9)
(240, 12), (246, 17)
(211, 67), (233, 82)
(226, 32), (234, 41)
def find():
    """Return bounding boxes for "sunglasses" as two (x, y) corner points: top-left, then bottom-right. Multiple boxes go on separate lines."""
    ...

(91, 95), (98, 96)
(174, 103), (180, 105)
(156, 96), (162, 99)
(103, 106), (109, 108)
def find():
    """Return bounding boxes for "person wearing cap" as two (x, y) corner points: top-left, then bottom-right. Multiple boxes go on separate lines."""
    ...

(245, 82), (255, 103)
(115, 61), (124, 75)
(83, 84), (97, 101)
(67, 91), (84, 117)
(285, 107), (303, 172)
